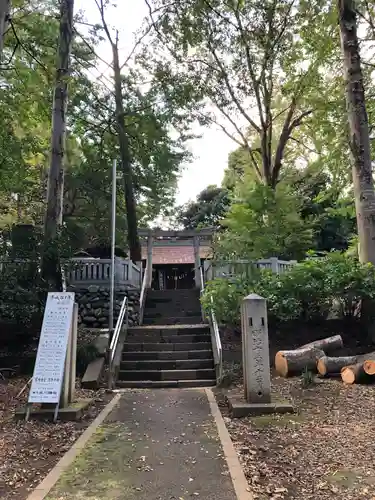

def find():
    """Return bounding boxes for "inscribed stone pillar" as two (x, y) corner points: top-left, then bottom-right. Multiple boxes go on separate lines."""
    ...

(241, 294), (271, 404)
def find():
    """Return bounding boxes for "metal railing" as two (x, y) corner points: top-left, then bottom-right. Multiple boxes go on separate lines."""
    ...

(200, 266), (223, 385)
(108, 296), (129, 389)
(139, 262), (149, 325)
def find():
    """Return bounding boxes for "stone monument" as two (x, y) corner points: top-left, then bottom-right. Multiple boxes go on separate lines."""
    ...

(228, 294), (294, 417)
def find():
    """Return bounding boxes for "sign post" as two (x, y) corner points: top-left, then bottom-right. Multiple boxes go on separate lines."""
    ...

(26, 292), (76, 422)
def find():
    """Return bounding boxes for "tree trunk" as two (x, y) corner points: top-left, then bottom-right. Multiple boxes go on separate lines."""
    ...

(275, 335), (343, 377)
(299, 335), (343, 352)
(338, 0), (375, 265)
(111, 36), (141, 262)
(41, 0), (74, 291)
(317, 355), (358, 376)
(0, 0), (10, 60)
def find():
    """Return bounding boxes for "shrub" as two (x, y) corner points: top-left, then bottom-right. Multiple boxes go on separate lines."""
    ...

(201, 252), (375, 325)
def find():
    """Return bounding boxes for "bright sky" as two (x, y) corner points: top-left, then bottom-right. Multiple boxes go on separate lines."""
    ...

(74, 0), (234, 205)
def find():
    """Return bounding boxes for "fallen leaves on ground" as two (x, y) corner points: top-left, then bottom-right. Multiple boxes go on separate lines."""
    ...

(0, 376), (111, 500)
(218, 377), (375, 500)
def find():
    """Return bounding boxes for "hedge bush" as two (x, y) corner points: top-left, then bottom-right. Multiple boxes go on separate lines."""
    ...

(201, 252), (375, 325)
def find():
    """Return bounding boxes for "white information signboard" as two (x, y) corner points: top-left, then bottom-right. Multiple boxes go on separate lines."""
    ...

(28, 292), (75, 404)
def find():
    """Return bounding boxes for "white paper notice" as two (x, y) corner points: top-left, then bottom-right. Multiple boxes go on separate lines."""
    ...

(28, 292), (75, 404)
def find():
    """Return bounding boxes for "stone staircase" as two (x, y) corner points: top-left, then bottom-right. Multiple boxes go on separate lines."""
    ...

(116, 289), (216, 388)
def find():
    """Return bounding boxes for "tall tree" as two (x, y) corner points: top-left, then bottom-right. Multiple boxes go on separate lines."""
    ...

(177, 185), (230, 229)
(146, 0), (337, 187)
(41, 0), (74, 290)
(0, 0), (9, 59)
(96, 0), (141, 262)
(338, 0), (375, 264)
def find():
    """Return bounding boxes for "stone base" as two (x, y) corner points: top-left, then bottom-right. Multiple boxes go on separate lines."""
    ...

(15, 398), (93, 421)
(82, 358), (105, 389)
(228, 396), (295, 418)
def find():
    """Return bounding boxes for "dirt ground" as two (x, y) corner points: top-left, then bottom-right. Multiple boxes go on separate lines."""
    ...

(0, 376), (112, 500)
(217, 320), (375, 500)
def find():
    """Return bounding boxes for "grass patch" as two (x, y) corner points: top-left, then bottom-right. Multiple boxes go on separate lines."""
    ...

(46, 423), (139, 500)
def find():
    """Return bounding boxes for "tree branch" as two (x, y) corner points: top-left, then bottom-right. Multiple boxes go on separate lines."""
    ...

(208, 40), (261, 133)
(233, 8), (265, 130)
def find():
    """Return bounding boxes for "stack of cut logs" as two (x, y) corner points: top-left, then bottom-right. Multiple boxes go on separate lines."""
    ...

(274, 335), (375, 384)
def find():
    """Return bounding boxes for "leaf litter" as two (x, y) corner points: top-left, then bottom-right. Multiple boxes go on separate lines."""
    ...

(217, 376), (375, 500)
(0, 375), (112, 500)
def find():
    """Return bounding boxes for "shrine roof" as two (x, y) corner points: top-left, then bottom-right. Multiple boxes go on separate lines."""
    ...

(141, 244), (212, 264)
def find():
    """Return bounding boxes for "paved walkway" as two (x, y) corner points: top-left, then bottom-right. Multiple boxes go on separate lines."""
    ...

(46, 389), (239, 500)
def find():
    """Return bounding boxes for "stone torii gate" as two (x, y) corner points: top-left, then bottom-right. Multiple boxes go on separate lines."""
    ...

(138, 228), (214, 290)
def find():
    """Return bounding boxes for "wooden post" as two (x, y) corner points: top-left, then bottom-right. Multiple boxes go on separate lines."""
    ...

(147, 230), (153, 287)
(60, 311), (72, 408)
(193, 235), (201, 288)
(241, 294), (271, 404)
(68, 303), (78, 403)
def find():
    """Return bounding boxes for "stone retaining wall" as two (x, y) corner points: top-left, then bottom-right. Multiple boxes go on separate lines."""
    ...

(69, 285), (140, 328)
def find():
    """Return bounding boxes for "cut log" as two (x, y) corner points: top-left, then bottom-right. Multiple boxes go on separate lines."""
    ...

(341, 363), (373, 384)
(275, 348), (325, 377)
(317, 356), (358, 377)
(300, 335), (343, 353)
(275, 335), (343, 377)
(362, 353), (375, 375)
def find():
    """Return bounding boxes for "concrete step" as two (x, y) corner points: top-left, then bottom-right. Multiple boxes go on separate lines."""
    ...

(145, 299), (200, 307)
(120, 359), (214, 371)
(126, 334), (210, 344)
(143, 310), (202, 319)
(118, 368), (216, 381)
(115, 379), (216, 389)
(147, 289), (200, 297)
(122, 350), (213, 361)
(142, 316), (202, 325)
(128, 326), (210, 336)
(123, 342), (212, 352)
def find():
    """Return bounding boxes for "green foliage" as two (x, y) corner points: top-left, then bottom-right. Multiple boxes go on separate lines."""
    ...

(301, 368), (315, 389)
(176, 185), (230, 229)
(202, 253), (375, 325)
(216, 183), (313, 261)
(0, 1), (194, 252)
(0, 263), (44, 331)
(218, 361), (242, 388)
(76, 344), (100, 377)
(148, 0), (340, 186)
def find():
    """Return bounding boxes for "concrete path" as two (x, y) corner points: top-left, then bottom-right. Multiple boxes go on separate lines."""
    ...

(45, 389), (240, 500)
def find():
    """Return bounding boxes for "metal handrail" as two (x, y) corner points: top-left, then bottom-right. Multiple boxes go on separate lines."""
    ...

(199, 266), (223, 384)
(139, 261), (148, 325)
(108, 296), (128, 388)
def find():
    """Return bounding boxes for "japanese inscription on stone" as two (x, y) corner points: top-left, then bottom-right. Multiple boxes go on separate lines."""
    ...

(243, 294), (271, 404)
(28, 292), (75, 404)
(249, 326), (268, 397)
